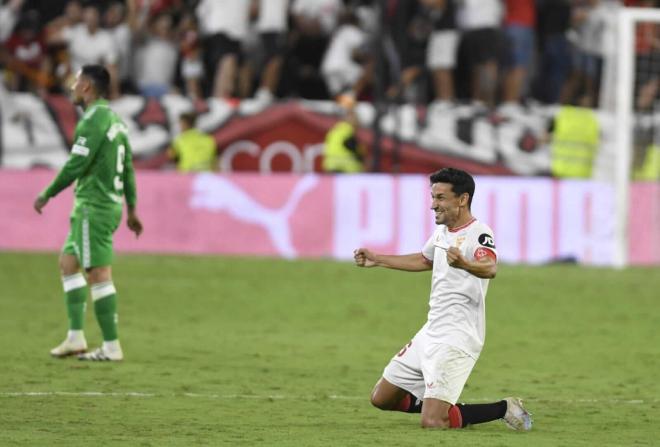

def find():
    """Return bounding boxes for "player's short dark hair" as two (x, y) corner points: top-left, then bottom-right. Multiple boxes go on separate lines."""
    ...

(429, 168), (475, 209)
(179, 111), (197, 127)
(80, 64), (110, 98)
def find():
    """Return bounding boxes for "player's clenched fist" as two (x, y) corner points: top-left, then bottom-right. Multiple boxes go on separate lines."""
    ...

(446, 246), (466, 269)
(354, 248), (377, 267)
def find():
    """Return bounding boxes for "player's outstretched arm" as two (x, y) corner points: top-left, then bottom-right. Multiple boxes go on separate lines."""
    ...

(354, 248), (432, 272)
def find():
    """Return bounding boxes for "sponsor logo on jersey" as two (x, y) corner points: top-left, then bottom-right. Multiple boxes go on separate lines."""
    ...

(72, 144), (90, 156)
(478, 233), (496, 249)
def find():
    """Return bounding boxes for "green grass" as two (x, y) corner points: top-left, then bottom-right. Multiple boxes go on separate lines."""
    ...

(0, 252), (659, 446)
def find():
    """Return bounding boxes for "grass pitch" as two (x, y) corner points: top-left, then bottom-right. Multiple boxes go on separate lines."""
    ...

(0, 252), (659, 446)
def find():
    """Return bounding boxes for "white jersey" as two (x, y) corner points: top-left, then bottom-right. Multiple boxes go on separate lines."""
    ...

(421, 218), (497, 359)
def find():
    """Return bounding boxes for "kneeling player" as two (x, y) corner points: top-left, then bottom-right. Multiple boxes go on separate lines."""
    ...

(354, 168), (532, 430)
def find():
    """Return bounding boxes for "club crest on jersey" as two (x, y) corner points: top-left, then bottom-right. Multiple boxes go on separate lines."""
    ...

(76, 136), (87, 145)
(478, 233), (496, 249)
(455, 236), (466, 248)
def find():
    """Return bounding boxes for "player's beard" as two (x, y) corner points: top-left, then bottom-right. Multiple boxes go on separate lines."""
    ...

(72, 95), (85, 108)
(434, 208), (447, 225)
(434, 207), (458, 226)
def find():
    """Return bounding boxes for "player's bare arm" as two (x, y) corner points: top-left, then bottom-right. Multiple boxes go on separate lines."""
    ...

(354, 248), (432, 271)
(126, 206), (143, 238)
(33, 195), (49, 214)
(446, 247), (497, 279)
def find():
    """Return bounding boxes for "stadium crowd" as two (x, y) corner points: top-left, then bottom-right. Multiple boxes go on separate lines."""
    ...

(0, 0), (658, 109)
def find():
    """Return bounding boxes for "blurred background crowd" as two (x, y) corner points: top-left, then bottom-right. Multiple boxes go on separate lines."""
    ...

(0, 0), (659, 110)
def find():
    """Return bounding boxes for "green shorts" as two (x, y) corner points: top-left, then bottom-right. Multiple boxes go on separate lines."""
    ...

(62, 205), (122, 269)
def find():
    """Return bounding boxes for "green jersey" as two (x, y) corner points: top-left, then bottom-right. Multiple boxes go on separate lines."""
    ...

(41, 99), (137, 212)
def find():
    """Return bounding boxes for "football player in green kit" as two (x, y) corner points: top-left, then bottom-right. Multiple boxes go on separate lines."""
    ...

(34, 64), (143, 361)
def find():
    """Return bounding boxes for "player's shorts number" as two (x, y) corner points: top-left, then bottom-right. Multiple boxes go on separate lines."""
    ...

(114, 144), (125, 193)
(397, 341), (412, 357)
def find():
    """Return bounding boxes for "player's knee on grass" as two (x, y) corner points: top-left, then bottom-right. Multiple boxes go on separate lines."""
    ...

(420, 413), (450, 429)
(370, 384), (399, 410)
(421, 399), (452, 429)
(370, 392), (393, 410)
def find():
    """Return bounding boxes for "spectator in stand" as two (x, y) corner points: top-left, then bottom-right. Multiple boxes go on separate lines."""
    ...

(48, 4), (119, 97)
(131, 9), (178, 98)
(196, 0), (252, 98)
(323, 97), (365, 173)
(420, 0), (459, 105)
(43, 1), (81, 93)
(135, 0), (184, 17)
(167, 111), (217, 172)
(626, 0), (660, 110)
(292, 0), (342, 38)
(285, 0), (343, 99)
(237, 3), (260, 99)
(3, 9), (51, 95)
(502, 0), (535, 104)
(384, 0), (432, 104)
(561, 0), (614, 107)
(321, 8), (369, 99)
(0, 0), (25, 43)
(253, 0), (289, 103)
(103, 1), (134, 94)
(45, 0), (82, 35)
(177, 11), (204, 100)
(533, 0), (572, 104)
(456, 0), (505, 108)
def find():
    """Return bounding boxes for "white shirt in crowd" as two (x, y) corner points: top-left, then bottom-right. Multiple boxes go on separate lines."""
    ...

(62, 24), (118, 72)
(257, 0), (289, 33)
(196, 0), (251, 40)
(291, 0), (343, 35)
(321, 24), (366, 95)
(134, 37), (178, 88)
(109, 23), (132, 81)
(573, 0), (620, 57)
(0, 3), (19, 42)
(456, 0), (503, 30)
(421, 218), (497, 359)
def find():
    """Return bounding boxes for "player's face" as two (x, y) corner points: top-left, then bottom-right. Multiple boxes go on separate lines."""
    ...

(430, 182), (463, 226)
(70, 70), (87, 106)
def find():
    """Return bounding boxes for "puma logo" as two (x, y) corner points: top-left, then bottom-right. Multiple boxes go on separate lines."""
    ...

(189, 174), (319, 258)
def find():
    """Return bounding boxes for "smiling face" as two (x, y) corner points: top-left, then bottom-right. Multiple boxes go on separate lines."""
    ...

(430, 182), (469, 227)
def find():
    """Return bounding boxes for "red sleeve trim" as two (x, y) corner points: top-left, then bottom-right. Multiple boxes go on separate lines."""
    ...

(474, 247), (497, 261)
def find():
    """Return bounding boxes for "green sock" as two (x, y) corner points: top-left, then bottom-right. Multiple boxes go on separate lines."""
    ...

(91, 281), (118, 341)
(62, 273), (88, 330)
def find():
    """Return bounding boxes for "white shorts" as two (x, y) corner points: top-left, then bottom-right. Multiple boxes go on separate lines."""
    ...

(323, 66), (363, 96)
(181, 58), (203, 80)
(426, 30), (459, 70)
(382, 326), (476, 404)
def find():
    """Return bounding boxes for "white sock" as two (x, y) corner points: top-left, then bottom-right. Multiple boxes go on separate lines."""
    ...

(67, 330), (85, 343)
(103, 340), (121, 353)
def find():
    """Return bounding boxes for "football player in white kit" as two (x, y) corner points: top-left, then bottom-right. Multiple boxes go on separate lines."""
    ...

(354, 168), (532, 430)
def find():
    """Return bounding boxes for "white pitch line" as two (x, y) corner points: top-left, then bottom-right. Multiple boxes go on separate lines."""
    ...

(0, 392), (657, 404)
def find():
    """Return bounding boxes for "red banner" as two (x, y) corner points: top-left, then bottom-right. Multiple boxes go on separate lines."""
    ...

(1, 93), (556, 175)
